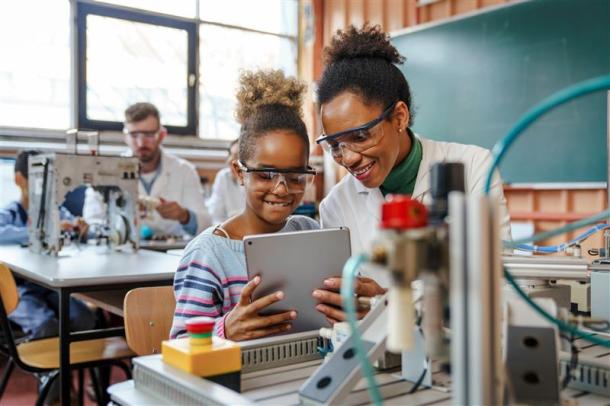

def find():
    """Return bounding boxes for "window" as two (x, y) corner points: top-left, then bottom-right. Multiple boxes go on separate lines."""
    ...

(77, 2), (197, 134)
(199, 24), (297, 140)
(198, 0), (298, 140)
(94, 0), (197, 19)
(199, 0), (297, 36)
(0, 0), (70, 130)
(0, 0), (299, 140)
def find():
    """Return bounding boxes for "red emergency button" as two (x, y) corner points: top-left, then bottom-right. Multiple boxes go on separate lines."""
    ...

(380, 195), (428, 230)
(185, 317), (215, 334)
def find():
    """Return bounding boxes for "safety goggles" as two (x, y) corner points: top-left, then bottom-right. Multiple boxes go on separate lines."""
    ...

(316, 101), (397, 158)
(123, 127), (161, 141)
(237, 161), (316, 194)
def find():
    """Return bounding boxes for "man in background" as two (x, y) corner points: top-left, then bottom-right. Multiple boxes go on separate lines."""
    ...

(206, 138), (245, 224)
(84, 102), (211, 238)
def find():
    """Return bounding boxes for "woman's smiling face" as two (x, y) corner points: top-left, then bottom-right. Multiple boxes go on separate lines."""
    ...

(321, 92), (408, 189)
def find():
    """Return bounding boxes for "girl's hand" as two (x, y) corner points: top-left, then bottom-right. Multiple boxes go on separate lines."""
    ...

(312, 276), (386, 325)
(224, 276), (296, 341)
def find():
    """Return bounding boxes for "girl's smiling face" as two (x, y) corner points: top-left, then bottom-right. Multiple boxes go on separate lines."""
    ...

(235, 130), (310, 226)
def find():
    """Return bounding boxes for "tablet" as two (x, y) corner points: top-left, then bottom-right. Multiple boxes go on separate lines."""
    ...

(244, 227), (351, 333)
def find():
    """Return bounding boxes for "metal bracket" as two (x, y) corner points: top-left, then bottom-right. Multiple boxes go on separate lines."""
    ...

(298, 295), (388, 405)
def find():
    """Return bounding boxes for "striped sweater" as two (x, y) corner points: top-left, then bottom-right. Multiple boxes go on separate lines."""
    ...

(170, 215), (319, 339)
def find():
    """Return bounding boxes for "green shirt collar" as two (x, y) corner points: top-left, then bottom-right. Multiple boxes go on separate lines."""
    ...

(380, 129), (422, 197)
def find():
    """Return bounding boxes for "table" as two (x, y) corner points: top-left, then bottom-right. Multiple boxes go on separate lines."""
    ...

(73, 289), (130, 317)
(166, 249), (185, 257)
(0, 244), (179, 406)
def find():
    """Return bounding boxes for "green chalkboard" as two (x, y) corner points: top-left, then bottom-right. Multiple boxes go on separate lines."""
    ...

(391, 0), (610, 183)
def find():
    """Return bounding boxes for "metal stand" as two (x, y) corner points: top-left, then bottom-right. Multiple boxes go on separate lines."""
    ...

(449, 192), (503, 405)
(298, 296), (389, 404)
(299, 193), (504, 404)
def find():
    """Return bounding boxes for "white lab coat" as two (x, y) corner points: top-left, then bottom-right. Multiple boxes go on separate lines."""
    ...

(320, 135), (512, 257)
(83, 148), (211, 237)
(206, 167), (246, 224)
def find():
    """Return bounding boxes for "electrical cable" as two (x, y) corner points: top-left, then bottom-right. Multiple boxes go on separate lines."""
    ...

(341, 254), (383, 406)
(407, 367), (428, 394)
(37, 158), (49, 234)
(510, 223), (609, 253)
(560, 332), (578, 390)
(482, 73), (610, 348)
(508, 209), (610, 248)
(408, 313), (428, 395)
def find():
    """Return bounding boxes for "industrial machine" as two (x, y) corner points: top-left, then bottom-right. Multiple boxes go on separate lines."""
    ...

(106, 162), (610, 405)
(28, 130), (140, 254)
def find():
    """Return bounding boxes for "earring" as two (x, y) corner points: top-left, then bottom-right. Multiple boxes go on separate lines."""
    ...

(398, 128), (403, 133)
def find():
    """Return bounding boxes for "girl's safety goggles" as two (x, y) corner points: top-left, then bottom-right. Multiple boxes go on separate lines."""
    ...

(237, 161), (316, 194)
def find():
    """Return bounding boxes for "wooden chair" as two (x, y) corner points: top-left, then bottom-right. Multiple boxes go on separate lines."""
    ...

(0, 263), (134, 405)
(124, 286), (176, 356)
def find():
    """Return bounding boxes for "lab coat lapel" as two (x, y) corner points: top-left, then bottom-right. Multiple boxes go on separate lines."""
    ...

(411, 136), (434, 202)
(150, 151), (169, 197)
(366, 188), (385, 223)
(352, 177), (384, 225)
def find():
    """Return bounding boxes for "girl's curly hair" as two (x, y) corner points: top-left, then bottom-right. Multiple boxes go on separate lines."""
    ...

(235, 69), (309, 162)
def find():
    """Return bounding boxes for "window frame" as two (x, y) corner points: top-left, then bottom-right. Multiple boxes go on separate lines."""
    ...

(76, 1), (198, 135)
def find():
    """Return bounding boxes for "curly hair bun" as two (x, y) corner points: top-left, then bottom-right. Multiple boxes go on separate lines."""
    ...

(325, 24), (405, 66)
(235, 69), (306, 124)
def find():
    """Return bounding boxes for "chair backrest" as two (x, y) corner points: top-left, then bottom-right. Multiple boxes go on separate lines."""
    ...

(0, 263), (22, 363)
(0, 263), (19, 315)
(124, 286), (176, 356)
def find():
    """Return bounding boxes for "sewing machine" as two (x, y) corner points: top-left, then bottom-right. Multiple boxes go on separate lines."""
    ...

(28, 131), (140, 255)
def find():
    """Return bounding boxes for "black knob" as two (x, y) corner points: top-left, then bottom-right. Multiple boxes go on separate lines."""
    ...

(429, 162), (465, 222)
(430, 162), (465, 200)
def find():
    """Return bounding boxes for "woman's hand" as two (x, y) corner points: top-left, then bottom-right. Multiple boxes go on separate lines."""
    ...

(224, 276), (296, 341)
(312, 276), (386, 325)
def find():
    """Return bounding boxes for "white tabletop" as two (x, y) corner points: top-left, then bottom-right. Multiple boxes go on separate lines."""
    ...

(166, 249), (185, 257)
(0, 245), (179, 287)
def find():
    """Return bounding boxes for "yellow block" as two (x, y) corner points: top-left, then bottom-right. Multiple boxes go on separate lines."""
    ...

(162, 337), (241, 377)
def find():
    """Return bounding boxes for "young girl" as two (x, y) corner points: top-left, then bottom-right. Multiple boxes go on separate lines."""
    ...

(311, 24), (511, 324)
(170, 70), (319, 341)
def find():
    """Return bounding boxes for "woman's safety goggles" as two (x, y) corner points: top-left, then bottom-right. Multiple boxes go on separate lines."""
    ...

(237, 161), (316, 194)
(316, 101), (397, 158)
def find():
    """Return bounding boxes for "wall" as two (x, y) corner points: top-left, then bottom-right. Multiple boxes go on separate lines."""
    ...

(321, 0), (511, 48)
(302, 0), (608, 254)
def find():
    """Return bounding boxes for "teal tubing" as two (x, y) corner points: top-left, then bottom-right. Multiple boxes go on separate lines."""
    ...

(341, 254), (383, 405)
(484, 74), (610, 347)
(509, 222), (609, 252)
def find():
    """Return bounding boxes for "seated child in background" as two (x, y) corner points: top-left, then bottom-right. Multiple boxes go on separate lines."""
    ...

(206, 138), (246, 224)
(0, 150), (95, 339)
(170, 70), (318, 341)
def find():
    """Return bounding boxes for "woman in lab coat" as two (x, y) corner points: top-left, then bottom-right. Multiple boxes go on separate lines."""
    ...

(311, 24), (511, 324)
